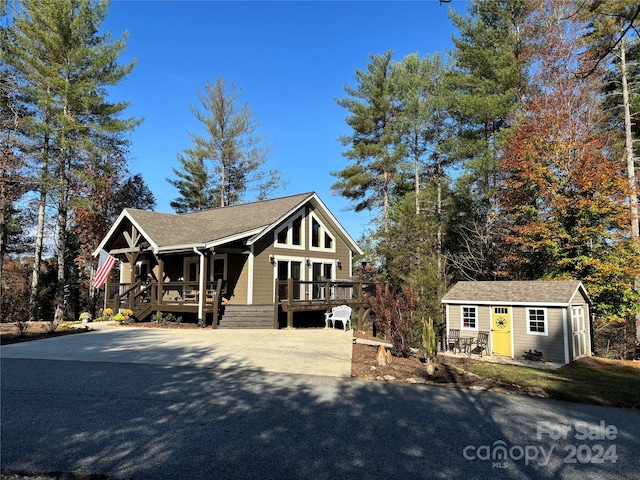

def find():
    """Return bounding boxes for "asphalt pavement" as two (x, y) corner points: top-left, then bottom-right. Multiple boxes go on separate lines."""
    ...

(2, 324), (640, 480)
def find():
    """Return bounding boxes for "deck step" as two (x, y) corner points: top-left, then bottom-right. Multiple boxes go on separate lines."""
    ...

(218, 304), (273, 329)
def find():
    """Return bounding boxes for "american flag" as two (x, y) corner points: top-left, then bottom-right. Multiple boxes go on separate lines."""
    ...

(93, 251), (117, 289)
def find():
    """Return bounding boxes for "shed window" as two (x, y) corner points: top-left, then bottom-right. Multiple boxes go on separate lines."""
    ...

(527, 308), (548, 336)
(461, 306), (478, 330)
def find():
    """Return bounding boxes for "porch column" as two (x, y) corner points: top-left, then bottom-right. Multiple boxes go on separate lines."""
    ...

(194, 248), (207, 327)
(156, 256), (164, 304)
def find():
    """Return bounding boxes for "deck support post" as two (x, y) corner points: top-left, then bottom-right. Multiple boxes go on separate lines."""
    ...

(287, 278), (294, 328)
(273, 279), (280, 329)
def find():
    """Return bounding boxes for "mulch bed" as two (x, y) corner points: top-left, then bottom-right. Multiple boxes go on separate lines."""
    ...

(350, 331), (545, 396)
(0, 322), (91, 345)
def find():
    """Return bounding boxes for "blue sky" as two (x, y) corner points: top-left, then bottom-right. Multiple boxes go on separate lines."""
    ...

(102, 0), (467, 241)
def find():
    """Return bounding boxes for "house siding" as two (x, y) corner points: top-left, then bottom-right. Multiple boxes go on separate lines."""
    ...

(253, 235), (278, 304)
(512, 307), (566, 364)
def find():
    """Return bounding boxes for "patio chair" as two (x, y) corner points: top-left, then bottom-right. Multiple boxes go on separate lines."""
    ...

(324, 305), (352, 331)
(474, 331), (490, 357)
(184, 290), (198, 302)
(447, 329), (460, 353)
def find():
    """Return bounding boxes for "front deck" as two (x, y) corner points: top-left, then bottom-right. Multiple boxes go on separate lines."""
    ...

(105, 278), (379, 329)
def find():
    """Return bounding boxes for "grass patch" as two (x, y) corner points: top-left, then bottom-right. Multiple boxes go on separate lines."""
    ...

(457, 356), (640, 409)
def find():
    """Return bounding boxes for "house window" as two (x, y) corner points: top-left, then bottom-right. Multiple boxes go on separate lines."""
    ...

(292, 217), (302, 246)
(212, 258), (225, 282)
(324, 232), (333, 249)
(527, 308), (548, 336)
(461, 306), (478, 330)
(309, 213), (335, 251)
(274, 214), (304, 249)
(311, 218), (320, 248)
(277, 228), (287, 244)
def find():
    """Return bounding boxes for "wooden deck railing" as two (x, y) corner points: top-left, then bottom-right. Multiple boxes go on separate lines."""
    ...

(274, 279), (380, 329)
(105, 278), (380, 329)
(106, 280), (223, 312)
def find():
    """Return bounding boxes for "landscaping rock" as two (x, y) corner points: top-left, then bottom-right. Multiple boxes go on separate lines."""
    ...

(376, 345), (393, 366)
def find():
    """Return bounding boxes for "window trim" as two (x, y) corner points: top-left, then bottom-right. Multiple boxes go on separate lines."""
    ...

(308, 212), (336, 253)
(460, 305), (479, 332)
(274, 213), (305, 250)
(526, 307), (548, 336)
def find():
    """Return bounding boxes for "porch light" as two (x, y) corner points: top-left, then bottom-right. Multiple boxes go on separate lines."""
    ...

(337, 260), (342, 269)
(269, 255), (276, 265)
(305, 257), (311, 267)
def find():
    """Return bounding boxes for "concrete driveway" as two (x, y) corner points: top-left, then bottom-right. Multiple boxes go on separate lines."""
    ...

(0, 322), (354, 377)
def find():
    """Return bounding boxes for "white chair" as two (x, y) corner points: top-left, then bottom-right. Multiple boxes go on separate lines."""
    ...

(324, 305), (352, 331)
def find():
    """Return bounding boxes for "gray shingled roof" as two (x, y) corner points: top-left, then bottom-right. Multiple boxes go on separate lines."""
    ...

(441, 281), (589, 305)
(125, 193), (312, 248)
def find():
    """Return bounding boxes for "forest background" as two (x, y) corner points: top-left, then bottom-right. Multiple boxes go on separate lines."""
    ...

(1, 0), (638, 359)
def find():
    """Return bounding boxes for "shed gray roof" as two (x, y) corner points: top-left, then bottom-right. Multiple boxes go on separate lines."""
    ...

(441, 281), (590, 306)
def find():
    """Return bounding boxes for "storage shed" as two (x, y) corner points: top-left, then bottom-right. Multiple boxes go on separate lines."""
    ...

(441, 281), (592, 365)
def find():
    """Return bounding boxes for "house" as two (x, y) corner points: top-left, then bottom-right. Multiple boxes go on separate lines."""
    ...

(94, 192), (369, 329)
(441, 281), (592, 365)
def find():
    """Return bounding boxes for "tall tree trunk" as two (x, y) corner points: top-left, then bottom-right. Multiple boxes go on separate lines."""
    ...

(620, 34), (639, 238)
(619, 33), (640, 341)
(415, 149), (420, 215)
(29, 124), (51, 322)
(436, 160), (443, 277)
(28, 187), (47, 322)
(53, 194), (68, 324)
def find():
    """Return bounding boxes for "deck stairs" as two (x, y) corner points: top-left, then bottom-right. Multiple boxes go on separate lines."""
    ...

(217, 304), (273, 329)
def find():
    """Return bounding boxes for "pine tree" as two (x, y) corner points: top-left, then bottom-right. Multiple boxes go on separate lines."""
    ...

(445, 0), (528, 280)
(333, 51), (405, 232)
(167, 152), (216, 213)
(0, 49), (32, 322)
(171, 77), (282, 210)
(3, 0), (139, 322)
(393, 52), (453, 272)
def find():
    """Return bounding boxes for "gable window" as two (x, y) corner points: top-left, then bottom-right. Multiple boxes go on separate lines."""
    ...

(274, 214), (304, 250)
(312, 218), (320, 247)
(309, 213), (335, 252)
(324, 232), (333, 249)
(527, 308), (547, 336)
(461, 306), (478, 330)
(292, 217), (302, 246)
(277, 228), (287, 244)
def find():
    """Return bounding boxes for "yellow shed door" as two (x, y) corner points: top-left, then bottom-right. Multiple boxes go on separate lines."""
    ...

(491, 307), (512, 356)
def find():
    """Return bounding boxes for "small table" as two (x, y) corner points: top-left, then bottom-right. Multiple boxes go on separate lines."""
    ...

(459, 337), (474, 356)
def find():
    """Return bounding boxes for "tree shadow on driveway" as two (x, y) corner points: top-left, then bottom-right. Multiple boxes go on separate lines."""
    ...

(1, 331), (639, 480)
